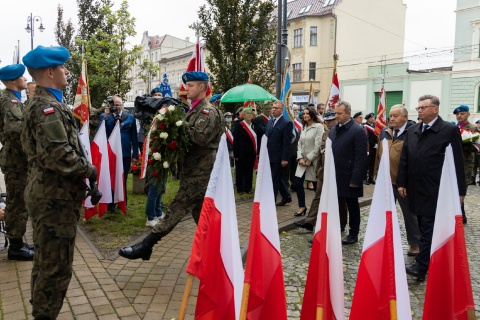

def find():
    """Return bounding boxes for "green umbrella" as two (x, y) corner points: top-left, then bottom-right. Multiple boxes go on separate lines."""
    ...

(220, 84), (277, 103)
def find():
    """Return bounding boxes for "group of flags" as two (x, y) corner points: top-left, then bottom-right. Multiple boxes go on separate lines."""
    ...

(181, 131), (476, 319)
(73, 59), (126, 220)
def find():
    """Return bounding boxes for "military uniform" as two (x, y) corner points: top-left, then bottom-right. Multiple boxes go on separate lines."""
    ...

(0, 89), (29, 240)
(22, 46), (94, 320)
(460, 121), (477, 187)
(152, 97), (223, 234)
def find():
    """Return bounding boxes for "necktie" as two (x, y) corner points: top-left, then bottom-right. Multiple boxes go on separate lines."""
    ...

(422, 124), (430, 132)
(393, 129), (399, 140)
(272, 118), (277, 127)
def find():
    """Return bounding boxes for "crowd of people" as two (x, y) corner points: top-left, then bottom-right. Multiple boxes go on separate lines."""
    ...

(0, 42), (479, 319)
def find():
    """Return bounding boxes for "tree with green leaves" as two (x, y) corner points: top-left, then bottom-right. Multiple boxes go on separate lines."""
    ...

(136, 58), (161, 92)
(197, 0), (276, 95)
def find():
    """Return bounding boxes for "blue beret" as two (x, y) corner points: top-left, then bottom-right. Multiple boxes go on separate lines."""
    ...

(453, 105), (469, 114)
(365, 112), (375, 120)
(151, 87), (162, 95)
(475, 119), (480, 124)
(353, 112), (363, 118)
(182, 71), (209, 83)
(23, 46), (70, 69)
(0, 64), (26, 81)
(324, 111), (336, 121)
(209, 93), (222, 102)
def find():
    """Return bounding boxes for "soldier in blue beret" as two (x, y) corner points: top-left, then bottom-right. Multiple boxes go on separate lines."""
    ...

(209, 93), (222, 103)
(453, 105), (477, 193)
(119, 70), (225, 261)
(0, 64), (35, 262)
(453, 104), (469, 114)
(353, 111), (363, 126)
(21, 45), (97, 320)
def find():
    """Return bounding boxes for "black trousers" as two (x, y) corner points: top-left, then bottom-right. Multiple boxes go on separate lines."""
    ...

(271, 162), (291, 201)
(416, 215), (436, 273)
(339, 197), (360, 237)
(235, 158), (254, 193)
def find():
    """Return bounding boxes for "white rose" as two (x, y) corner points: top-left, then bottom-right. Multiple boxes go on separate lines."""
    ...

(159, 107), (167, 115)
(163, 161), (169, 168)
(176, 120), (183, 127)
(156, 114), (164, 121)
(168, 106), (176, 112)
(160, 132), (168, 139)
(152, 152), (161, 160)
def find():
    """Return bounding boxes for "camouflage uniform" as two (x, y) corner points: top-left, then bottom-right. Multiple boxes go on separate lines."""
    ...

(461, 122), (477, 188)
(21, 86), (94, 319)
(0, 89), (28, 239)
(152, 98), (223, 234)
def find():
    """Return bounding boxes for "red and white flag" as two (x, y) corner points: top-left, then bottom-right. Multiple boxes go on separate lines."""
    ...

(327, 71), (340, 110)
(242, 135), (287, 320)
(107, 121), (126, 214)
(423, 144), (476, 320)
(375, 86), (387, 136)
(86, 121), (112, 219)
(73, 59), (90, 126)
(140, 118), (157, 179)
(186, 134), (244, 319)
(79, 121), (95, 216)
(178, 41), (211, 102)
(300, 138), (344, 320)
(350, 139), (411, 320)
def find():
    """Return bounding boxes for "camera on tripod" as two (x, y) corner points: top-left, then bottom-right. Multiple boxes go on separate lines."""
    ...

(106, 96), (117, 113)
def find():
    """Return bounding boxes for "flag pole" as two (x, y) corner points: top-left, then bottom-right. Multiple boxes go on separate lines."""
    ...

(177, 274), (195, 320)
(308, 79), (313, 104)
(325, 55), (338, 107)
(239, 283), (250, 320)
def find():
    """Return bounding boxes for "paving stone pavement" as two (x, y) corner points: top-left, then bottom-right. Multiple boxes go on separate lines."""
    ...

(281, 184), (480, 320)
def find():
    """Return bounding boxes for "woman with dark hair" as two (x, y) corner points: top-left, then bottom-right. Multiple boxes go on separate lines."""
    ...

(293, 106), (324, 216)
(233, 107), (258, 194)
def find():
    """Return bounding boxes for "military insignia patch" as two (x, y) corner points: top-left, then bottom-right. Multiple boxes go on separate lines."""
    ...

(10, 100), (18, 104)
(43, 107), (55, 115)
(202, 109), (210, 114)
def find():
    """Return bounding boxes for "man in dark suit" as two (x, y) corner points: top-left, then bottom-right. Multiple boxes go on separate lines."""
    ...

(397, 94), (466, 281)
(100, 95), (139, 212)
(266, 100), (293, 206)
(329, 101), (367, 245)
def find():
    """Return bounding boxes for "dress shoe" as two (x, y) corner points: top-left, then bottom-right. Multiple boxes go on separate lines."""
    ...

(308, 239), (313, 244)
(368, 179), (376, 185)
(342, 234), (358, 245)
(363, 180), (370, 185)
(406, 263), (426, 281)
(8, 243), (34, 261)
(407, 246), (419, 256)
(118, 242), (152, 260)
(108, 207), (119, 214)
(294, 220), (314, 231)
(275, 198), (292, 206)
(294, 207), (307, 217)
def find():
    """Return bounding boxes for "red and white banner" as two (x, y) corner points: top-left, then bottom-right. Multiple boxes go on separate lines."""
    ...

(140, 118), (157, 179)
(300, 138), (344, 320)
(327, 72), (340, 110)
(375, 86), (387, 136)
(86, 121), (112, 219)
(178, 41), (211, 101)
(423, 144), (476, 320)
(186, 134), (244, 319)
(350, 138), (411, 319)
(107, 121), (126, 214)
(73, 59), (90, 126)
(242, 135), (287, 319)
(79, 121), (94, 214)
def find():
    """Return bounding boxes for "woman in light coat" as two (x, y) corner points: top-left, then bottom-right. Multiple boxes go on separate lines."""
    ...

(293, 106), (324, 216)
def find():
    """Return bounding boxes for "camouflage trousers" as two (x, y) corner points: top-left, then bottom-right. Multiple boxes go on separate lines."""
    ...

(4, 170), (28, 239)
(27, 198), (81, 320)
(464, 151), (474, 189)
(152, 153), (215, 235)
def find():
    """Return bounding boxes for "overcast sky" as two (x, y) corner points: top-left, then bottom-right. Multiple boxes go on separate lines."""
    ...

(0, 0), (457, 72)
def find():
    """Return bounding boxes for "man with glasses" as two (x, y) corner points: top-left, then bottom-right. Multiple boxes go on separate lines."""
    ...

(397, 95), (466, 281)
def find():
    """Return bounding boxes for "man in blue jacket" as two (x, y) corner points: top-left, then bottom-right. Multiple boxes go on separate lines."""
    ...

(100, 95), (138, 212)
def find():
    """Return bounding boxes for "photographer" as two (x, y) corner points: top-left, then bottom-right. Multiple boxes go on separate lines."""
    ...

(100, 95), (139, 213)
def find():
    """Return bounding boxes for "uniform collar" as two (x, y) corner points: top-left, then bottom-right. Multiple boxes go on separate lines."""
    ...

(45, 87), (63, 103)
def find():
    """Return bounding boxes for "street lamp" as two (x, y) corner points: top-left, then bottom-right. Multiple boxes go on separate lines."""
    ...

(25, 13), (45, 51)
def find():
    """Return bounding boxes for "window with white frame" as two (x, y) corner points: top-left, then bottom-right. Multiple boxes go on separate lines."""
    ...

(310, 26), (317, 46)
(294, 28), (303, 48)
(293, 63), (302, 82)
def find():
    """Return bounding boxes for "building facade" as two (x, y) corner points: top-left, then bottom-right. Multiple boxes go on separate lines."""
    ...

(277, 0), (406, 107)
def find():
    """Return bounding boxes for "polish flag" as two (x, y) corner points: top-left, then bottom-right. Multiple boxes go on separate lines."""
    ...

(107, 121), (126, 214)
(300, 138), (344, 320)
(72, 58), (90, 126)
(423, 144), (476, 320)
(375, 86), (387, 136)
(242, 135), (287, 320)
(350, 139), (411, 320)
(86, 121), (112, 219)
(186, 134), (244, 319)
(178, 41), (211, 103)
(327, 71), (340, 110)
(79, 121), (95, 218)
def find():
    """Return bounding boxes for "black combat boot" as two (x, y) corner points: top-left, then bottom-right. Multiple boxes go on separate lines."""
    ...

(8, 238), (34, 261)
(461, 202), (467, 224)
(118, 232), (162, 260)
(469, 176), (476, 186)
